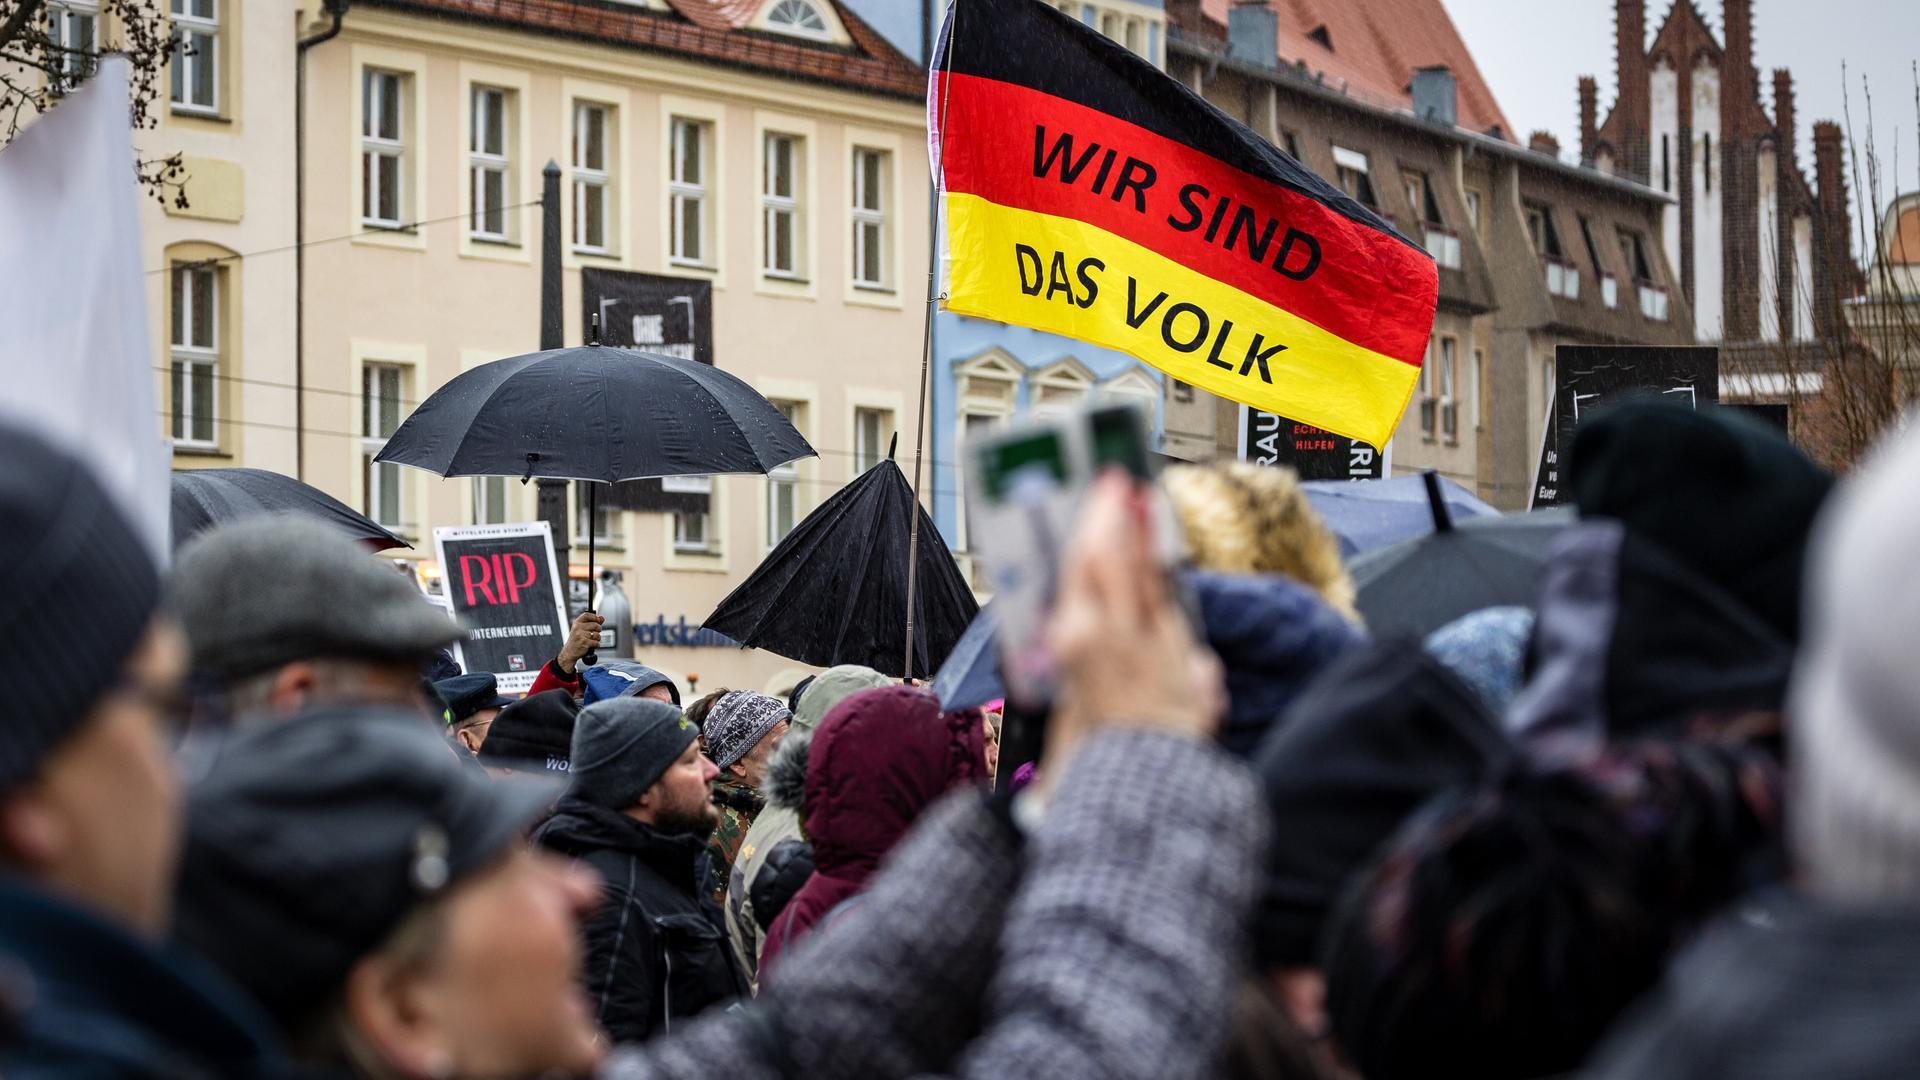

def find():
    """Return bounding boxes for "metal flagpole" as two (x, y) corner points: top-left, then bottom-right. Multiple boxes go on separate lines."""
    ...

(903, 0), (957, 681)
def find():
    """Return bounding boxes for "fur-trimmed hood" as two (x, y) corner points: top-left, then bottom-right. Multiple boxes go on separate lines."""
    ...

(765, 726), (812, 814)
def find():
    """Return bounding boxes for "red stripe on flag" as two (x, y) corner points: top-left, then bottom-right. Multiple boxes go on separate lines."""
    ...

(937, 72), (1436, 367)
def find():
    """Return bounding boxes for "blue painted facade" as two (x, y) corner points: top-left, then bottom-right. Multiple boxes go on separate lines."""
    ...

(843, 0), (1170, 550)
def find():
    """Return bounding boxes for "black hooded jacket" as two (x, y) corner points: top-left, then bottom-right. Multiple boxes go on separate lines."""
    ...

(533, 797), (748, 1042)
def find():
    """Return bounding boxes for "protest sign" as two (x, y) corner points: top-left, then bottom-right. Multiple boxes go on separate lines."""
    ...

(1238, 405), (1386, 480)
(1531, 345), (1719, 508)
(434, 522), (569, 693)
(931, 0), (1437, 449)
(582, 269), (716, 513)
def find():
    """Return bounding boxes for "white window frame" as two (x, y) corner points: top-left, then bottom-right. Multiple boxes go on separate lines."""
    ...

(853, 406), (892, 474)
(362, 69), (406, 228)
(851, 146), (890, 289)
(670, 116), (710, 268)
(170, 262), (219, 449)
(169, 0), (218, 115)
(766, 400), (801, 549)
(573, 482), (620, 546)
(362, 363), (409, 533)
(673, 507), (713, 553)
(469, 85), (512, 243)
(47, 0), (99, 93)
(762, 131), (802, 279)
(572, 100), (613, 254)
(765, 0), (831, 39)
(472, 476), (510, 525)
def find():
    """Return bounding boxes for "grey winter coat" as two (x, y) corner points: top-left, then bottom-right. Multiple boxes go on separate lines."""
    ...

(603, 730), (1267, 1080)
(725, 727), (811, 981)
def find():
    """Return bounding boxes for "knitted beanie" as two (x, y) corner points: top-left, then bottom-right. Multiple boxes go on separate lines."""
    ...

(0, 425), (160, 791)
(1790, 420), (1920, 902)
(476, 690), (578, 774)
(567, 697), (700, 809)
(702, 691), (790, 768)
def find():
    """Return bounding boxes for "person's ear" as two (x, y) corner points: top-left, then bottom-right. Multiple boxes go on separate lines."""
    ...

(345, 954), (455, 1080)
(455, 727), (484, 754)
(0, 790), (64, 874)
(727, 760), (748, 781)
(266, 661), (321, 715)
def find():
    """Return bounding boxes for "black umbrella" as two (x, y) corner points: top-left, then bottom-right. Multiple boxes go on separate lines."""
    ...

(171, 467), (409, 552)
(372, 341), (814, 642)
(1348, 476), (1574, 638)
(703, 458), (979, 679)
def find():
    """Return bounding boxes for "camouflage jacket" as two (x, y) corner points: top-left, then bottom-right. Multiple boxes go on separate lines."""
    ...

(705, 777), (765, 908)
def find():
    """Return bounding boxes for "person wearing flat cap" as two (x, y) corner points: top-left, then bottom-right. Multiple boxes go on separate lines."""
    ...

(477, 689), (579, 777)
(169, 516), (466, 727)
(0, 424), (283, 1077)
(436, 672), (514, 756)
(172, 707), (604, 1080)
(697, 691), (791, 908)
(533, 697), (750, 1042)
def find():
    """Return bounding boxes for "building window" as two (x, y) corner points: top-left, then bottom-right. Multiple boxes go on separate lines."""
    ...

(762, 131), (802, 278)
(1281, 130), (1302, 160)
(1472, 348), (1485, 430)
(573, 482), (619, 545)
(362, 69), (406, 227)
(1408, 171), (1459, 269)
(851, 146), (889, 288)
(169, 0), (217, 114)
(1661, 134), (1671, 192)
(1702, 131), (1712, 193)
(670, 117), (710, 266)
(854, 406), (891, 474)
(672, 508), (711, 553)
(170, 262), (218, 447)
(362, 364), (407, 532)
(767, 400), (801, 548)
(47, 1), (99, 93)
(1465, 190), (1482, 233)
(469, 86), (512, 242)
(766, 0), (829, 38)
(572, 101), (612, 254)
(1332, 145), (1376, 208)
(1417, 337), (1436, 438)
(1619, 229), (1668, 320)
(1529, 203), (1578, 299)
(1123, 16), (1143, 54)
(472, 476), (509, 524)
(1439, 337), (1458, 442)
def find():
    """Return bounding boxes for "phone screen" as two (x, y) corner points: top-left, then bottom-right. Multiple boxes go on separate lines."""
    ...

(1088, 404), (1152, 482)
(978, 429), (1069, 501)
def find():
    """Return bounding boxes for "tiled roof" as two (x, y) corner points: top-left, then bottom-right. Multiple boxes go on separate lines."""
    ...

(1193, 0), (1515, 140)
(372, 0), (924, 100)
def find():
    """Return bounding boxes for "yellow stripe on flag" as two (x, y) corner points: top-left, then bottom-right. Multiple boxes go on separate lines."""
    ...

(942, 192), (1419, 449)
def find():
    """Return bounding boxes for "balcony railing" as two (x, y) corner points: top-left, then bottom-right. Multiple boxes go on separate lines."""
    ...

(1637, 279), (1669, 321)
(1544, 255), (1580, 300)
(1422, 224), (1462, 270)
(1600, 273), (1619, 309)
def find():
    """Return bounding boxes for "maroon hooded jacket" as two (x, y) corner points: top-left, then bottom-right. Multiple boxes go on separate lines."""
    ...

(759, 686), (986, 980)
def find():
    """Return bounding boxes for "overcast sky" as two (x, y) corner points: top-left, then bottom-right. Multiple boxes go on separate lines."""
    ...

(1446, 0), (1920, 215)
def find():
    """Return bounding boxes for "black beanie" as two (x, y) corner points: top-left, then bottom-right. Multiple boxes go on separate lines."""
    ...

(1569, 401), (1832, 644)
(0, 425), (160, 791)
(477, 690), (579, 774)
(567, 697), (699, 810)
(1251, 641), (1511, 968)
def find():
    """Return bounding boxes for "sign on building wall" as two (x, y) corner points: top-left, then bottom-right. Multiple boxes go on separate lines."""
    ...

(434, 522), (569, 694)
(582, 269), (716, 512)
(1237, 405), (1386, 480)
(1531, 345), (1719, 508)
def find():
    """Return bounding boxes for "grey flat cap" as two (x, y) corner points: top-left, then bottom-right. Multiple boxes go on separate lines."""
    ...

(171, 515), (464, 680)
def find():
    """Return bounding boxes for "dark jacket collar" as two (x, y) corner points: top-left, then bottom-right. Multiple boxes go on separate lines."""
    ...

(0, 875), (281, 1076)
(533, 797), (709, 897)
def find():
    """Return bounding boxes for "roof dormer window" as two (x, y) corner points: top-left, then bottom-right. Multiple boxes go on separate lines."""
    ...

(766, 0), (830, 39)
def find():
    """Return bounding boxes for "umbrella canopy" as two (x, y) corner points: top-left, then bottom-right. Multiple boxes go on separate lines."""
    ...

(704, 459), (978, 680)
(171, 468), (409, 552)
(1302, 474), (1495, 557)
(932, 602), (1001, 712)
(1348, 506), (1574, 638)
(371, 344), (813, 484)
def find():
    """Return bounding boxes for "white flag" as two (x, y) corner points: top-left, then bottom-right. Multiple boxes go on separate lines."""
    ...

(0, 58), (169, 562)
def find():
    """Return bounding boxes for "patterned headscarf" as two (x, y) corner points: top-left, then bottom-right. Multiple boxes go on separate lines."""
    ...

(701, 691), (791, 769)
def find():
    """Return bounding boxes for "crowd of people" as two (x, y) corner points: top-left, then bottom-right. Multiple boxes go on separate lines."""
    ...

(2, 395), (1917, 1079)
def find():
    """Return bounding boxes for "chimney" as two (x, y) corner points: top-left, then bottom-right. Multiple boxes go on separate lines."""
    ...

(1529, 130), (1561, 159)
(1812, 120), (1854, 338)
(1773, 68), (1797, 173)
(1411, 66), (1458, 128)
(1578, 76), (1599, 165)
(1227, 1), (1279, 69)
(1722, 0), (1755, 139)
(1615, 0), (1649, 182)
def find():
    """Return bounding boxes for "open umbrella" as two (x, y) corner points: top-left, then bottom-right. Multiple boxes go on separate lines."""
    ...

(172, 467), (408, 552)
(1302, 473), (1496, 557)
(704, 458), (978, 680)
(932, 602), (1000, 712)
(1348, 476), (1574, 638)
(372, 341), (814, 636)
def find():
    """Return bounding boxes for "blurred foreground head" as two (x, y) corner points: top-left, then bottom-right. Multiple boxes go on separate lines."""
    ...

(0, 424), (180, 937)
(1164, 462), (1358, 622)
(174, 708), (601, 1078)
(169, 518), (463, 724)
(1792, 417), (1920, 902)
(1322, 740), (1783, 1080)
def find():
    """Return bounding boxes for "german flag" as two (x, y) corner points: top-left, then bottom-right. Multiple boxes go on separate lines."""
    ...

(930, 0), (1437, 449)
